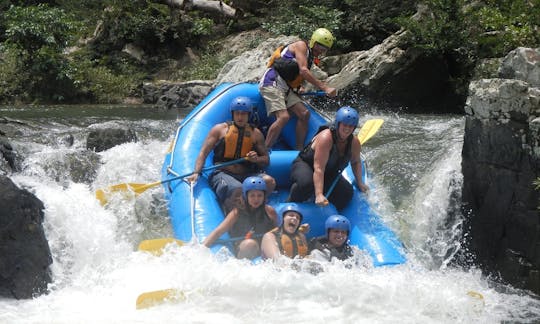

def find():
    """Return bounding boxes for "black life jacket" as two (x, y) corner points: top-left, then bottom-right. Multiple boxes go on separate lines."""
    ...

(267, 42), (315, 89)
(308, 236), (354, 261)
(298, 126), (353, 178)
(230, 205), (275, 241)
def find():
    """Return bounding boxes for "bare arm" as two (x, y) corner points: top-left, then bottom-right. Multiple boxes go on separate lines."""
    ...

(350, 138), (368, 193)
(265, 205), (279, 226)
(202, 208), (239, 247)
(186, 123), (224, 182)
(261, 232), (280, 260)
(290, 41), (336, 97)
(312, 130), (333, 205)
(246, 128), (269, 168)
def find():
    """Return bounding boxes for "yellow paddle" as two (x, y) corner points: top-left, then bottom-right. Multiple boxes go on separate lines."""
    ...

(357, 119), (384, 145)
(136, 289), (186, 310)
(95, 157), (247, 205)
(138, 238), (184, 256)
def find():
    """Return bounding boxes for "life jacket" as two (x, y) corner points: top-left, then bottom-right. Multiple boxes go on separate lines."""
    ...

(298, 126), (352, 178)
(213, 122), (254, 163)
(270, 227), (308, 258)
(308, 236), (354, 261)
(267, 42), (315, 89)
(230, 205), (275, 241)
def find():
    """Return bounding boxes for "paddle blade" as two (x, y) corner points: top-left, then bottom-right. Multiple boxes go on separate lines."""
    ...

(358, 119), (384, 145)
(95, 181), (161, 205)
(136, 289), (185, 309)
(138, 238), (184, 256)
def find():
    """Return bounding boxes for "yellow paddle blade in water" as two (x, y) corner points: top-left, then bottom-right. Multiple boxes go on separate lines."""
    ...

(138, 238), (184, 256)
(357, 119), (384, 145)
(95, 181), (162, 205)
(136, 289), (185, 310)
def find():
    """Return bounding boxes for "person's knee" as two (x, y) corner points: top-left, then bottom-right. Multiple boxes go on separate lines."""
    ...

(296, 107), (310, 122)
(275, 110), (290, 126)
(261, 174), (276, 193)
(237, 239), (260, 259)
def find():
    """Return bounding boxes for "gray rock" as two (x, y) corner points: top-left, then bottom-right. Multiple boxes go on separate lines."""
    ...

(0, 176), (52, 299)
(86, 127), (138, 152)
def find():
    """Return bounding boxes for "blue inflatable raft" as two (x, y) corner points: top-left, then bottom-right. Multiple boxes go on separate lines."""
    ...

(161, 82), (406, 266)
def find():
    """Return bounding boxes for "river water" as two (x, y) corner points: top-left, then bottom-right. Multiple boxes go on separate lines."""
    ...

(0, 104), (539, 323)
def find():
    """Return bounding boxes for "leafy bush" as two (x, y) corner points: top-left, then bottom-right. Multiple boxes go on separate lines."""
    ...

(172, 45), (234, 81)
(261, 4), (347, 49)
(395, 0), (540, 59)
(2, 4), (79, 102)
(69, 57), (143, 103)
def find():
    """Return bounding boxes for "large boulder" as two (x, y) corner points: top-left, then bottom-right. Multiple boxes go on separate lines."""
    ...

(461, 47), (540, 295)
(86, 127), (138, 152)
(326, 30), (462, 113)
(0, 176), (52, 299)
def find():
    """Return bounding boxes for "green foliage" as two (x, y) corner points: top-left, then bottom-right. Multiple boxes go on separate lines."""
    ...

(4, 4), (78, 53)
(190, 17), (215, 37)
(69, 54), (143, 103)
(467, 2), (540, 57)
(172, 46), (234, 81)
(395, 0), (540, 58)
(261, 4), (347, 49)
(394, 0), (469, 54)
(1, 4), (79, 102)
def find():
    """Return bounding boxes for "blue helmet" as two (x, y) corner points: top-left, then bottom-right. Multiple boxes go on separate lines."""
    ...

(230, 96), (253, 114)
(242, 176), (266, 199)
(334, 106), (359, 129)
(325, 215), (350, 234)
(281, 203), (303, 223)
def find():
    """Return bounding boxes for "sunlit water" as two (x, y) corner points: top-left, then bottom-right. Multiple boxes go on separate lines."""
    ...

(0, 105), (539, 323)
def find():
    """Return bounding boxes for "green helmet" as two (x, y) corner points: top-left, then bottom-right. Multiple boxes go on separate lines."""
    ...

(309, 28), (335, 49)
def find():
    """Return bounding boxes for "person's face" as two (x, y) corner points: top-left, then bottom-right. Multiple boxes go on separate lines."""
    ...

(338, 122), (356, 140)
(246, 190), (265, 209)
(312, 42), (329, 57)
(328, 229), (348, 247)
(282, 211), (301, 234)
(232, 111), (250, 126)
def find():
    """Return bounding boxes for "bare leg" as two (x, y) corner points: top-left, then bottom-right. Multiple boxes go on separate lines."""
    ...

(237, 239), (260, 259)
(289, 102), (311, 150)
(265, 109), (290, 149)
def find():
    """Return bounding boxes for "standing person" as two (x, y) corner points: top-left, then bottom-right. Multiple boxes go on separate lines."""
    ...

(261, 204), (309, 260)
(259, 28), (338, 150)
(202, 176), (278, 259)
(288, 106), (369, 211)
(186, 96), (275, 213)
(308, 215), (354, 261)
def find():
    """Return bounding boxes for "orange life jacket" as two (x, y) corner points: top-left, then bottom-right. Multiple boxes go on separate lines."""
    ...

(213, 122), (253, 162)
(270, 227), (308, 258)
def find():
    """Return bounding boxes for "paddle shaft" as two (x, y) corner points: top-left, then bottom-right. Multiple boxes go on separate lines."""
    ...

(163, 157), (246, 186)
(300, 91), (326, 97)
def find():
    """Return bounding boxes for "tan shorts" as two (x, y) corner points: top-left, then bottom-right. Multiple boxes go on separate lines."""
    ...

(260, 86), (304, 117)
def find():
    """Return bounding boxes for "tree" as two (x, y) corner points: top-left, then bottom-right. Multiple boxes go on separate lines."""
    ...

(2, 4), (79, 102)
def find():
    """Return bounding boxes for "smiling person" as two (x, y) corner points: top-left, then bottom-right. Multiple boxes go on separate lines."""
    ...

(202, 176), (278, 259)
(288, 106), (369, 211)
(186, 96), (275, 213)
(261, 203), (308, 260)
(308, 215), (353, 262)
(259, 28), (338, 150)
